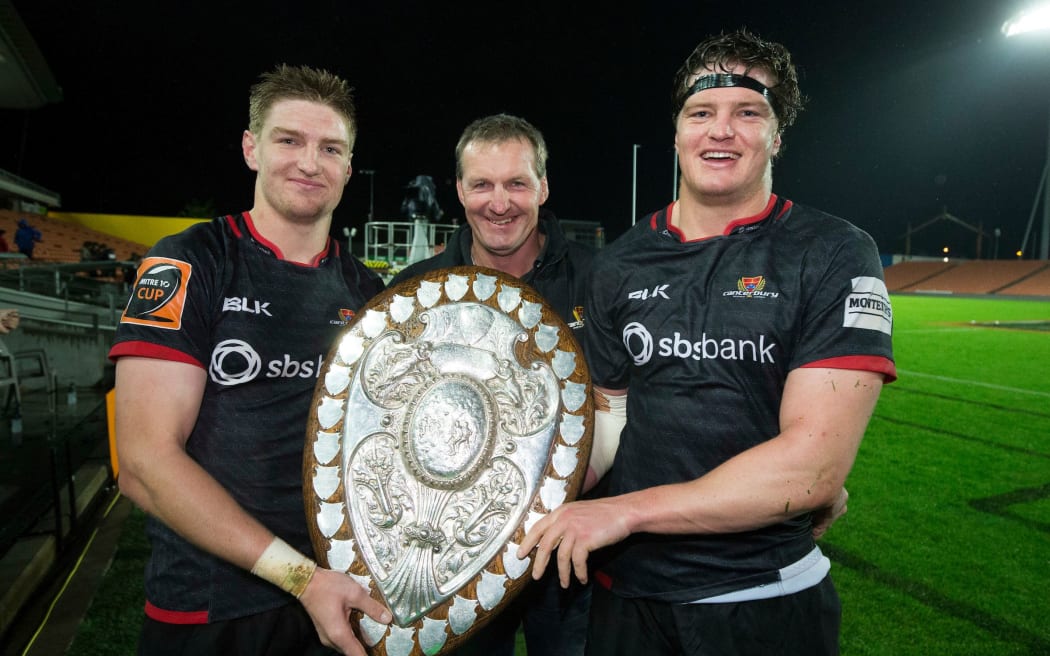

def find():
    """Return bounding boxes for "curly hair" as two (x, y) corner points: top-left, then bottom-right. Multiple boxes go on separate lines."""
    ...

(671, 28), (805, 132)
(248, 64), (356, 146)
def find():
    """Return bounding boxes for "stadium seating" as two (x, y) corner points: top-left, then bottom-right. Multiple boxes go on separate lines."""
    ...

(0, 209), (148, 265)
(884, 259), (1050, 296)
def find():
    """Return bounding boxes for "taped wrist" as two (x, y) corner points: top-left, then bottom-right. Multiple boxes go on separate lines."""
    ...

(591, 390), (627, 480)
(250, 537), (318, 598)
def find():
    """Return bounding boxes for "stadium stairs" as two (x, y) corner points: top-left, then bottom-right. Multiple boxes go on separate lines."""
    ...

(0, 208), (137, 654)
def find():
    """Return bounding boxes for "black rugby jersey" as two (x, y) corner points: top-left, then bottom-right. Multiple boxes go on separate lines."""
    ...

(585, 195), (895, 602)
(109, 212), (384, 623)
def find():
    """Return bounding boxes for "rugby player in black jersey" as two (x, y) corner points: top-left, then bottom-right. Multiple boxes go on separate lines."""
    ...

(520, 29), (895, 656)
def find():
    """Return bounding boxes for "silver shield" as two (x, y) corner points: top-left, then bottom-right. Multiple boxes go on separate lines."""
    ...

(304, 266), (593, 656)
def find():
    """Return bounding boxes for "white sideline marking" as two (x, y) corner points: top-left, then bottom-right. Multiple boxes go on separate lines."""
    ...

(896, 370), (1050, 398)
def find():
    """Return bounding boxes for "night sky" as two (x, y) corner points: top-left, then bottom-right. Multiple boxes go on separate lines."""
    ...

(3, 0), (1048, 258)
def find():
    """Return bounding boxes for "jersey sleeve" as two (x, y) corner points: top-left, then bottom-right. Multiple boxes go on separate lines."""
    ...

(109, 223), (225, 368)
(791, 227), (895, 378)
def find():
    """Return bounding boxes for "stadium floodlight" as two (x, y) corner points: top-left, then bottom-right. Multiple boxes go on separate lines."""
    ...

(1002, 3), (1050, 36)
(361, 169), (376, 222)
(1004, 4), (1050, 259)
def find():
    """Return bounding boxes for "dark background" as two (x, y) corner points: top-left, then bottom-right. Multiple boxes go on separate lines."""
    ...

(2, 0), (1048, 258)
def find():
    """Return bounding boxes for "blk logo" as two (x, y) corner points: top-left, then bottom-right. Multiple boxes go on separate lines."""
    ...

(628, 285), (670, 300)
(223, 297), (273, 316)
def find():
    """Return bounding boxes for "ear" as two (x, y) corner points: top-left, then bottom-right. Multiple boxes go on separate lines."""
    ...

(772, 132), (783, 157)
(345, 152), (353, 182)
(242, 130), (259, 172)
(456, 179), (466, 206)
(539, 176), (550, 205)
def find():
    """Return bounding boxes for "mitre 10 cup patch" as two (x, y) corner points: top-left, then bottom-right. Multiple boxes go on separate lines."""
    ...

(120, 257), (193, 330)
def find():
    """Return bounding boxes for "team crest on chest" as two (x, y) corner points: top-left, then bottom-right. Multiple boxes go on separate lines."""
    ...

(723, 275), (779, 299)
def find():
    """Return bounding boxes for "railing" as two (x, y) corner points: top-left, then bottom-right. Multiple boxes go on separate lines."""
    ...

(362, 218), (606, 266)
(363, 220), (459, 265)
(0, 261), (131, 326)
(0, 387), (110, 559)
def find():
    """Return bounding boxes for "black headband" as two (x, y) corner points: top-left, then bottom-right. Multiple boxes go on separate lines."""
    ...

(686, 73), (779, 116)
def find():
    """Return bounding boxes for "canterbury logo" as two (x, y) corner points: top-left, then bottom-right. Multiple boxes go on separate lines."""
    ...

(723, 275), (779, 299)
(739, 276), (765, 293)
(627, 285), (670, 300)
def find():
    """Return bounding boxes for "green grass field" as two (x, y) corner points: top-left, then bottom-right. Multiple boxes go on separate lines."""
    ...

(827, 295), (1050, 656)
(64, 294), (1050, 655)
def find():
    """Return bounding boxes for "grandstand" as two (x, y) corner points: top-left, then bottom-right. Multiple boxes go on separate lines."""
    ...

(0, 209), (149, 265)
(884, 259), (1050, 297)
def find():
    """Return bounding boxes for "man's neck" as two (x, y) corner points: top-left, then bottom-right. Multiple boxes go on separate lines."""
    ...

(671, 191), (772, 241)
(249, 205), (333, 264)
(471, 232), (546, 279)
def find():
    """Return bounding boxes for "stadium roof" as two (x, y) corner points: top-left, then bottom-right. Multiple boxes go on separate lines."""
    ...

(0, 0), (61, 109)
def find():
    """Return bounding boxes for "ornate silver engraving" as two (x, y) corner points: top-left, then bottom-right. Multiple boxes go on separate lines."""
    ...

(306, 267), (593, 656)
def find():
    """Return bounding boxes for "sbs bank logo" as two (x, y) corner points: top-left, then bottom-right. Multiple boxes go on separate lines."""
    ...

(210, 339), (262, 386)
(622, 322), (654, 366)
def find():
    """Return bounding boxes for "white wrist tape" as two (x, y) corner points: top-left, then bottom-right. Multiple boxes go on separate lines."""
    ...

(250, 537), (318, 598)
(590, 391), (626, 480)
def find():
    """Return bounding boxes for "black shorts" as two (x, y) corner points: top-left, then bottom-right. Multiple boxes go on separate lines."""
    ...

(137, 603), (336, 656)
(586, 576), (841, 656)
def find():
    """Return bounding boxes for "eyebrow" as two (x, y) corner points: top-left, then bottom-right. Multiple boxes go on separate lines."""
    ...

(270, 126), (350, 147)
(684, 97), (772, 111)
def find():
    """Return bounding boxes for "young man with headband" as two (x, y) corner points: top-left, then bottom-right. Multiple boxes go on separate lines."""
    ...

(520, 29), (895, 655)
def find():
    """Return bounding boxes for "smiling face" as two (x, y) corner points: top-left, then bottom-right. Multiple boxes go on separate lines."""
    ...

(456, 138), (549, 274)
(242, 98), (353, 225)
(674, 63), (782, 208)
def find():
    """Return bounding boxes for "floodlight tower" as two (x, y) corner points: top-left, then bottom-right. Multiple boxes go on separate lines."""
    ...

(1004, 3), (1050, 259)
(361, 169), (376, 222)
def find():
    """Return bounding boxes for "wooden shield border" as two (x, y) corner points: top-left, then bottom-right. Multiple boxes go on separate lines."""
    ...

(303, 265), (593, 656)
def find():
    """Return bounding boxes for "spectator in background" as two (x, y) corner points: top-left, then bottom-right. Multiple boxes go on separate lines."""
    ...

(0, 229), (9, 253)
(0, 308), (19, 334)
(15, 219), (42, 259)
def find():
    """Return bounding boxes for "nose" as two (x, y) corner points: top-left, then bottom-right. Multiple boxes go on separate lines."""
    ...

(490, 185), (510, 213)
(298, 148), (321, 175)
(710, 117), (734, 139)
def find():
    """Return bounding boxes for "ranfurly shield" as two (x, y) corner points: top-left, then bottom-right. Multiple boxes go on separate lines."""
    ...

(304, 266), (593, 656)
